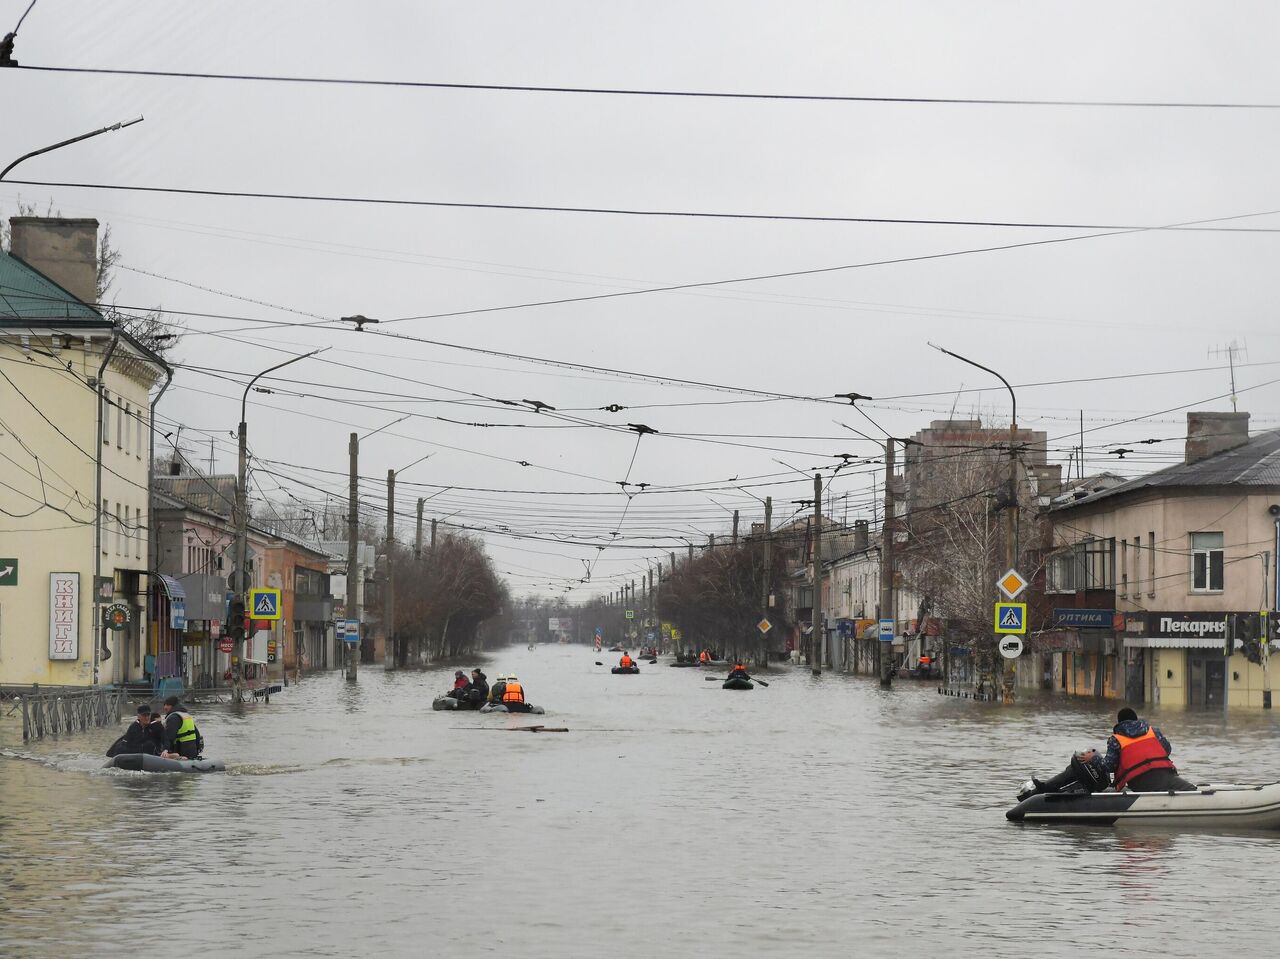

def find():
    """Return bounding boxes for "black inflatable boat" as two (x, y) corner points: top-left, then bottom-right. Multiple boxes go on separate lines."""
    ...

(611, 665), (640, 674)
(1007, 782), (1280, 828)
(105, 753), (225, 774)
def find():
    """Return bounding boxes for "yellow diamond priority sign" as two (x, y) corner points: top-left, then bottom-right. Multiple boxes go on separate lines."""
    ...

(757, 618), (772, 634)
(997, 568), (1028, 600)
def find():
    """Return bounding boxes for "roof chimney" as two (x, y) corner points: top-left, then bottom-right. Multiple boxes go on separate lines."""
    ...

(8, 217), (100, 307)
(853, 519), (869, 551)
(1185, 411), (1250, 464)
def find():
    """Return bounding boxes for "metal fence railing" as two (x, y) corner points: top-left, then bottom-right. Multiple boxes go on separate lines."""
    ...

(18, 684), (128, 741)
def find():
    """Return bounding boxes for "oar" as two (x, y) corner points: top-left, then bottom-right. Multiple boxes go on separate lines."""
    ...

(648, 659), (658, 665)
(705, 675), (770, 686)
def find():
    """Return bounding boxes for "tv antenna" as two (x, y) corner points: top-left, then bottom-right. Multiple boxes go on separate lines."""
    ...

(1208, 340), (1247, 411)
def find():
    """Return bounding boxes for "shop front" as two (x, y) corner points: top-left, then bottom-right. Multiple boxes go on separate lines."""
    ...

(1122, 611), (1241, 707)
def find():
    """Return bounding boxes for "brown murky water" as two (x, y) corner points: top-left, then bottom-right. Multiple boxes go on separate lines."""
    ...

(3, 644), (1279, 958)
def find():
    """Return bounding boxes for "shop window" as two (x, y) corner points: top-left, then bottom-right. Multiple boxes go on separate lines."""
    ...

(1191, 532), (1224, 592)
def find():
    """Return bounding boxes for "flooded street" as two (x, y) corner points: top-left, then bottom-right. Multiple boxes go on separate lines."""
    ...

(4, 644), (1280, 959)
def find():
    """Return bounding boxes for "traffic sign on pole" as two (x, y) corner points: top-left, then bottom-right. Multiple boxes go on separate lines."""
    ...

(998, 635), (1024, 659)
(878, 618), (895, 641)
(0, 559), (16, 586)
(997, 568), (1029, 600)
(995, 602), (1027, 634)
(249, 588), (282, 621)
(758, 618), (772, 635)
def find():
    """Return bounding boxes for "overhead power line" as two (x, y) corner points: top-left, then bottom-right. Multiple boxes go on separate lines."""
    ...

(10, 179), (1280, 232)
(13, 64), (1280, 110)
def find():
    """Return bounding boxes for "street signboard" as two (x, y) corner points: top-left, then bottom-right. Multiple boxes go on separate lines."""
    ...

(997, 568), (1028, 600)
(594, 626), (603, 638)
(878, 618), (895, 641)
(0, 559), (16, 586)
(998, 635), (1024, 659)
(49, 572), (79, 660)
(95, 575), (114, 602)
(345, 619), (359, 644)
(336, 620), (346, 641)
(249, 588), (282, 621)
(219, 636), (233, 654)
(1052, 608), (1115, 629)
(758, 618), (772, 634)
(995, 602), (1027, 634)
(625, 609), (635, 620)
(671, 628), (682, 641)
(105, 603), (131, 631)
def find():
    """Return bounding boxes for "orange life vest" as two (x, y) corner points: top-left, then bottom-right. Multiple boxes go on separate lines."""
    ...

(699, 651), (709, 663)
(733, 664), (745, 671)
(1113, 728), (1174, 789)
(620, 655), (634, 668)
(502, 681), (525, 704)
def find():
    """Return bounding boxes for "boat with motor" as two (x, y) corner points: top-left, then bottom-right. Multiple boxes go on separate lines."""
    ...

(722, 677), (754, 690)
(480, 702), (546, 715)
(104, 753), (225, 774)
(1006, 782), (1280, 828)
(611, 665), (640, 674)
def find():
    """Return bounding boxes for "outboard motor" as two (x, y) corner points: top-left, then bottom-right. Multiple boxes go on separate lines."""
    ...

(1070, 751), (1111, 793)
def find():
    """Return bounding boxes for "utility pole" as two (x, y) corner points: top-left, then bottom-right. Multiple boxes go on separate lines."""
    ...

(688, 543), (694, 563)
(709, 534), (716, 552)
(762, 496), (772, 668)
(812, 473), (822, 676)
(345, 433), (359, 682)
(384, 469), (396, 669)
(430, 517), (438, 555)
(415, 497), (424, 560)
(1005, 411), (1019, 702)
(732, 510), (739, 546)
(879, 441), (895, 688)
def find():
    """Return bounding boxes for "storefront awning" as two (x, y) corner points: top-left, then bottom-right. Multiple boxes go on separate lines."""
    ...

(157, 574), (186, 600)
(1123, 636), (1224, 650)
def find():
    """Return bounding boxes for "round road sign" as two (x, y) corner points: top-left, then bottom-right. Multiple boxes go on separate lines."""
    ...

(998, 636), (1024, 659)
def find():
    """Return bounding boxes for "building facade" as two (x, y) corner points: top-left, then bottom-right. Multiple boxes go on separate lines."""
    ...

(0, 218), (170, 689)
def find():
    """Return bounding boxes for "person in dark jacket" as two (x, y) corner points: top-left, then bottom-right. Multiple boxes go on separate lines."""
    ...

(160, 695), (204, 760)
(725, 663), (751, 682)
(106, 705), (164, 757)
(1102, 707), (1196, 792)
(465, 669), (489, 706)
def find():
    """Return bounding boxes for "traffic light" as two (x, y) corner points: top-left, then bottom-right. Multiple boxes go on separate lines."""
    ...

(229, 599), (246, 642)
(1235, 612), (1262, 665)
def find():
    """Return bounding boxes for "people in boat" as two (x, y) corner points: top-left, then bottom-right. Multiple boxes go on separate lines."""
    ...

(106, 705), (165, 757)
(452, 670), (469, 691)
(160, 696), (204, 760)
(619, 653), (635, 669)
(725, 663), (751, 682)
(698, 650), (710, 665)
(1102, 707), (1196, 792)
(1018, 749), (1112, 801)
(500, 674), (526, 707)
(489, 674), (509, 703)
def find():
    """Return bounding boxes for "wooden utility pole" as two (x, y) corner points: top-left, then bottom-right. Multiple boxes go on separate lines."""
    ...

(345, 432), (359, 682)
(812, 473), (822, 676)
(879, 441), (895, 688)
(415, 497), (424, 560)
(384, 469), (396, 669)
(732, 510), (739, 546)
(762, 496), (772, 666)
(688, 543), (694, 563)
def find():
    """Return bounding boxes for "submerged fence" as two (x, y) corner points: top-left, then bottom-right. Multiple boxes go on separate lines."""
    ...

(19, 685), (127, 741)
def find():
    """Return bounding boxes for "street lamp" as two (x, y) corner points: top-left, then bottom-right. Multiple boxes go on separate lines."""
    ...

(929, 342), (1020, 702)
(232, 347), (328, 702)
(0, 117), (144, 181)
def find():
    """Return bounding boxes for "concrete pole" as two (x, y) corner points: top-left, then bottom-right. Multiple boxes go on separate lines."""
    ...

(415, 497), (424, 560)
(233, 415), (249, 703)
(812, 473), (822, 676)
(384, 469), (395, 669)
(431, 517), (438, 556)
(879, 441), (895, 688)
(345, 433), (359, 681)
(1003, 417), (1019, 702)
(732, 510), (739, 547)
(762, 496), (772, 667)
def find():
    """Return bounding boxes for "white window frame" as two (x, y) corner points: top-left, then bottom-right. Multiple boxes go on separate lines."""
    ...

(1191, 531), (1224, 592)
(102, 391), (111, 444)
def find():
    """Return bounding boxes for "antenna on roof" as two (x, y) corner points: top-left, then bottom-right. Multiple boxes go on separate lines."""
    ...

(1208, 340), (1247, 412)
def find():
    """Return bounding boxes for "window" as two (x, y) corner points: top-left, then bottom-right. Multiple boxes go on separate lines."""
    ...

(1148, 532), (1155, 595)
(1192, 532), (1224, 592)
(135, 409), (144, 459)
(1048, 538), (1116, 594)
(1132, 536), (1142, 595)
(137, 507), (143, 560)
(102, 391), (111, 444)
(116, 401), (124, 448)
(124, 505), (131, 558)
(101, 499), (108, 554)
(1120, 539), (1129, 597)
(115, 502), (122, 555)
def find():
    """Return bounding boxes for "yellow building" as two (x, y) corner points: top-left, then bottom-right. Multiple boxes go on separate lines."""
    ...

(0, 217), (170, 688)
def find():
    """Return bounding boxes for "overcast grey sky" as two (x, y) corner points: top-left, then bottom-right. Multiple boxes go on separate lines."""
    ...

(5, 1), (1279, 597)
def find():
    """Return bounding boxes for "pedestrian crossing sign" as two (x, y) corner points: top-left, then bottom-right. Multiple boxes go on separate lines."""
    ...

(249, 588), (282, 621)
(994, 602), (1027, 634)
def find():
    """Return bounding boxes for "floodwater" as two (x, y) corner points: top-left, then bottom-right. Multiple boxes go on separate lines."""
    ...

(3, 644), (1279, 959)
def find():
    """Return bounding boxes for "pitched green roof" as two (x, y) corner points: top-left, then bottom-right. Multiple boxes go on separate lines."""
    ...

(0, 249), (100, 320)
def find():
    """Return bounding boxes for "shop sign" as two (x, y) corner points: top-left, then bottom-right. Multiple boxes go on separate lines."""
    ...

(1146, 612), (1230, 639)
(48, 572), (79, 660)
(1053, 608), (1115, 629)
(105, 603), (131, 631)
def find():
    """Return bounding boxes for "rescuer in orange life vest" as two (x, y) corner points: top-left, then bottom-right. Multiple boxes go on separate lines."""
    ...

(1019, 707), (1195, 800)
(500, 674), (525, 706)
(698, 650), (710, 664)
(618, 653), (635, 669)
(725, 663), (751, 682)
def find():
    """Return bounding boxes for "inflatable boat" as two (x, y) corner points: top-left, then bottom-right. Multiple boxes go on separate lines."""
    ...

(722, 677), (754, 690)
(611, 665), (640, 674)
(105, 753), (225, 774)
(432, 694), (484, 711)
(1006, 782), (1280, 829)
(479, 702), (546, 715)
(668, 661), (700, 668)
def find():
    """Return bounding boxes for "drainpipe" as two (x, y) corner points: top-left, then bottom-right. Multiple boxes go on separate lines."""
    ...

(92, 330), (121, 686)
(146, 362), (174, 685)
